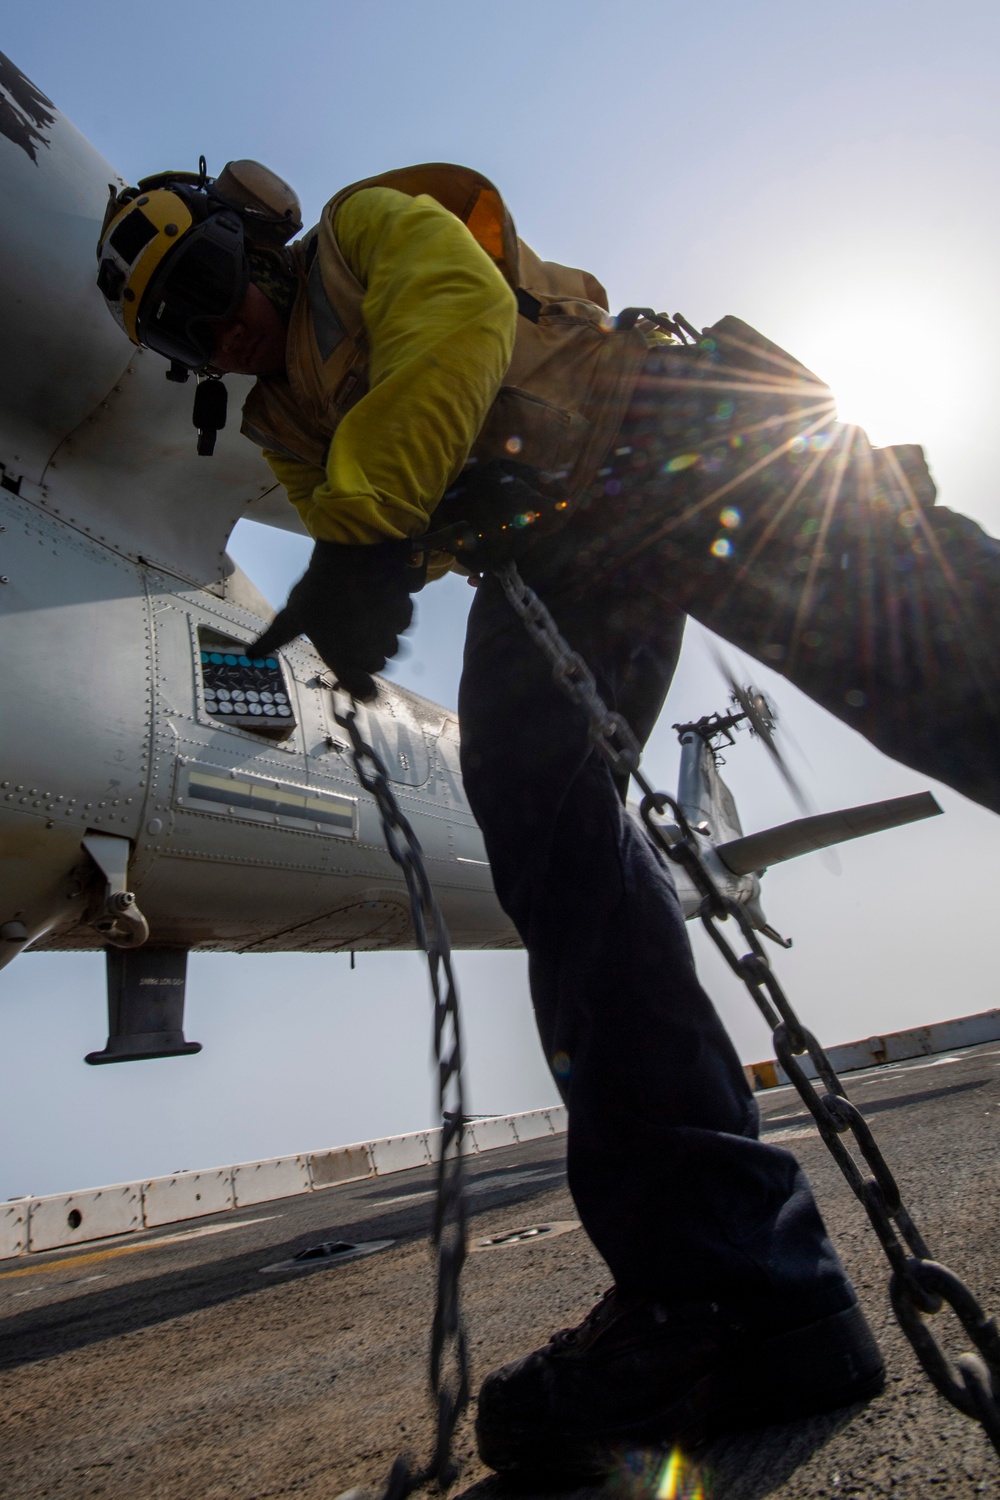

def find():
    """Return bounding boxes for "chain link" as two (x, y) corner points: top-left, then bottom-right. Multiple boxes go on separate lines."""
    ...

(334, 698), (469, 1498)
(496, 559), (1000, 1457)
(496, 560), (644, 780)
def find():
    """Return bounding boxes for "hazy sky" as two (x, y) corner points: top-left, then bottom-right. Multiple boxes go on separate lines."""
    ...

(2, 2), (999, 1199)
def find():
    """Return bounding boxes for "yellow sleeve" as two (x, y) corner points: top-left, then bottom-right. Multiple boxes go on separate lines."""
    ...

(264, 451), (327, 523)
(263, 448), (455, 581)
(293, 185), (517, 546)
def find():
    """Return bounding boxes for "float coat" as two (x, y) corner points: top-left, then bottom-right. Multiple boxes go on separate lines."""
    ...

(240, 164), (649, 548)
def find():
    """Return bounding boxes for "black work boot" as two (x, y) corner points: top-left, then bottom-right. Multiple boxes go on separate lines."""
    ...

(475, 1287), (884, 1481)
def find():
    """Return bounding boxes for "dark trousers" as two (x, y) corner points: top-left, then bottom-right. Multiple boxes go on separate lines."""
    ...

(458, 519), (851, 1315)
(458, 346), (998, 1312)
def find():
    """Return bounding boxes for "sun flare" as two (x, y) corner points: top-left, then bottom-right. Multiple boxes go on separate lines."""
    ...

(785, 279), (974, 453)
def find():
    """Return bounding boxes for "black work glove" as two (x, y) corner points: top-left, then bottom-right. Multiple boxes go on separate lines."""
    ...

(251, 539), (425, 701)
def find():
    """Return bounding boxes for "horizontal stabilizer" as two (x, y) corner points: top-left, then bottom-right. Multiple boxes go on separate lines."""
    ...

(716, 792), (942, 875)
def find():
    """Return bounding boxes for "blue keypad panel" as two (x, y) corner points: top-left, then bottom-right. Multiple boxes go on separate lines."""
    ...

(198, 647), (295, 735)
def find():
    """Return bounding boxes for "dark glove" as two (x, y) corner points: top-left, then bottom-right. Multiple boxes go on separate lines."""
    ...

(251, 539), (425, 701)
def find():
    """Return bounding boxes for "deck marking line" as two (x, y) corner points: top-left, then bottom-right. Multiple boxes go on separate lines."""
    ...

(759, 1128), (817, 1143)
(370, 1166), (564, 1210)
(0, 1216), (279, 1279)
(374, 1189), (435, 1208)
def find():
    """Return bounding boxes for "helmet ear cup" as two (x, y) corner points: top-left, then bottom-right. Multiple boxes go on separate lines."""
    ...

(96, 258), (125, 300)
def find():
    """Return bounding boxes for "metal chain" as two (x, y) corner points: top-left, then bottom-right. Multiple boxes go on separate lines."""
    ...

(496, 559), (1000, 1456)
(334, 699), (469, 1498)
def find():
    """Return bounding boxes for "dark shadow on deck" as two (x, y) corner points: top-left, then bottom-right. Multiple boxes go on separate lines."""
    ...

(456, 1405), (860, 1499)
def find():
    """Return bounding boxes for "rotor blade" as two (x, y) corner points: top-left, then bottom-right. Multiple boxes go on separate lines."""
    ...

(716, 792), (943, 875)
(709, 646), (813, 816)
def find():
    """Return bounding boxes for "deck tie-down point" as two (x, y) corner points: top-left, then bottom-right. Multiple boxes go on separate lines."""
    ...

(259, 1238), (394, 1274)
(296, 1240), (355, 1261)
(473, 1220), (581, 1251)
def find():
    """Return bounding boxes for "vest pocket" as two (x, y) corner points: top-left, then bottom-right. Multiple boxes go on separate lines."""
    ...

(474, 386), (592, 484)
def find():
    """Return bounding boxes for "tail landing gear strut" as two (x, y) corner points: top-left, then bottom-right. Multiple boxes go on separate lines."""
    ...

(79, 833), (201, 1064)
(85, 946), (202, 1065)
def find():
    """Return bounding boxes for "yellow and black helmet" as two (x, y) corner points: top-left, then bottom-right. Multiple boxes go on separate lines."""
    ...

(96, 159), (302, 371)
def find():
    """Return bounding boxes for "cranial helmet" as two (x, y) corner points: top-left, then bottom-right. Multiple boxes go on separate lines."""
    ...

(96, 158), (302, 372)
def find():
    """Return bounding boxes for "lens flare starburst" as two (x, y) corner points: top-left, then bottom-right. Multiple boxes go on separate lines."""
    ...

(656, 1445), (705, 1500)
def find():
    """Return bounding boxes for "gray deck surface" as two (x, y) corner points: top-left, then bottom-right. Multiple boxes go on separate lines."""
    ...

(2, 1043), (1000, 1498)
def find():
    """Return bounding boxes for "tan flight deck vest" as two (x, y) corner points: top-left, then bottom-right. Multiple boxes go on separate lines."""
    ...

(240, 164), (650, 512)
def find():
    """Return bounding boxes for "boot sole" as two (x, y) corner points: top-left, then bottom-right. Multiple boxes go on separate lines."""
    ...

(477, 1301), (885, 1481)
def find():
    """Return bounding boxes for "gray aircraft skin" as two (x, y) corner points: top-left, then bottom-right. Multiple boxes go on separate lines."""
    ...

(0, 54), (940, 1058)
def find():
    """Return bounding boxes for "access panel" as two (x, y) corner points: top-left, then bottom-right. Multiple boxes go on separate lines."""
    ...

(198, 631), (295, 738)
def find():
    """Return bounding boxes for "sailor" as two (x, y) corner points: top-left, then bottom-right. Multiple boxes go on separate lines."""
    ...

(96, 161), (998, 1480)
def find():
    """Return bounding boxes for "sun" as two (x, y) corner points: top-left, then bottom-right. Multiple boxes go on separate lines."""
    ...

(784, 276), (972, 453)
